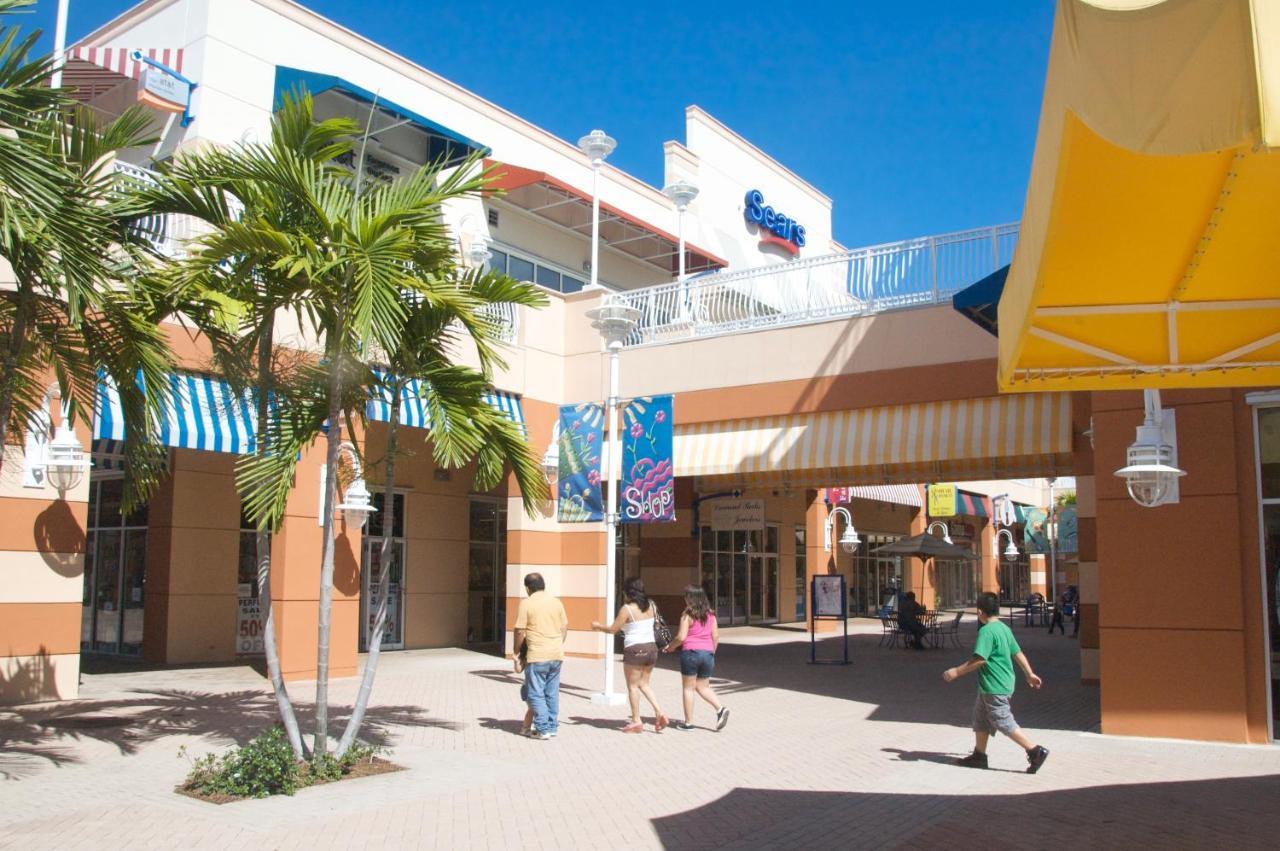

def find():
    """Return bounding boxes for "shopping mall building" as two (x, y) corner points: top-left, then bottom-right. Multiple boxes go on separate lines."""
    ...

(2, 0), (1277, 747)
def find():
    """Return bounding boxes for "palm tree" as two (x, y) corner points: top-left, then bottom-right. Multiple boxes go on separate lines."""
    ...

(0, 1), (173, 509)
(140, 95), (360, 759)
(334, 266), (547, 757)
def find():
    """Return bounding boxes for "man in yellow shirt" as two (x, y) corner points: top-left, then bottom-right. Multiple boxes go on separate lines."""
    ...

(513, 573), (568, 740)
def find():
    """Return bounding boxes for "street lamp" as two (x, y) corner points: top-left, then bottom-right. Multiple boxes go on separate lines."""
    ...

(584, 293), (639, 707)
(662, 180), (698, 282)
(926, 520), (953, 545)
(1115, 389), (1185, 508)
(464, 235), (492, 269)
(577, 129), (616, 291)
(824, 505), (861, 553)
(996, 528), (1019, 561)
(24, 386), (91, 494)
(992, 494), (1019, 561)
(541, 436), (559, 487)
(334, 442), (376, 528)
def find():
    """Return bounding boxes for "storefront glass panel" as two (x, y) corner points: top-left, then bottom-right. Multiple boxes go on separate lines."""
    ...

(82, 477), (148, 655)
(794, 527), (807, 621)
(848, 533), (903, 617)
(700, 524), (780, 625)
(361, 492), (405, 651)
(468, 498), (506, 648)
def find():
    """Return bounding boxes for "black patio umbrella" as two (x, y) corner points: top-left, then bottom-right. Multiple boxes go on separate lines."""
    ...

(872, 533), (979, 599)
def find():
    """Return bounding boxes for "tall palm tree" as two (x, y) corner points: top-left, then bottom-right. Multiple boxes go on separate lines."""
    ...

(335, 266), (547, 757)
(140, 95), (360, 759)
(0, 0), (173, 510)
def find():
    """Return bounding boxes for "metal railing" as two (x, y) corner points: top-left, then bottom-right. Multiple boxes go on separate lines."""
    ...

(618, 222), (1019, 346)
(478, 301), (520, 345)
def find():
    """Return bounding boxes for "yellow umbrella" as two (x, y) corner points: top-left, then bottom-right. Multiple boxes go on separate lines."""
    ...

(1000, 0), (1280, 392)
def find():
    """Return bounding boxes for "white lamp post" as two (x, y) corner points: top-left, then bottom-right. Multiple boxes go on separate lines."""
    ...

(334, 442), (377, 528)
(1115, 389), (1185, 508)
(584, 295), (639, 706)
(992, 494), (1019, 561)
(662, 180), (698, 282)
(823, 505), (861, 554)
(926, 520), (953, 545)
(51, 0), (70, 89)
(577, 129), (616, 290)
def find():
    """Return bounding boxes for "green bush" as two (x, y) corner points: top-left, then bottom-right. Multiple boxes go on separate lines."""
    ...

(180, 727), (384, 800)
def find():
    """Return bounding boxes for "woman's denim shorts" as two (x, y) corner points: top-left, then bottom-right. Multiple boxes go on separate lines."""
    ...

(680, 649), (715, 679)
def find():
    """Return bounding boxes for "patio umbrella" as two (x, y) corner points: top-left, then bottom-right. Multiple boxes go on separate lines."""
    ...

(872, 533), (979, 600)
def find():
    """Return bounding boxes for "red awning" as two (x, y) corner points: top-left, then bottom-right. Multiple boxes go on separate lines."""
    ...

(485, 159), (727, 277)
(62, 46), (185, 103)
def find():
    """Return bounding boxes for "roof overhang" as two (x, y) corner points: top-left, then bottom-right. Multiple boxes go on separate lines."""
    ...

(1000, 0), (1280, 391)
(485, 159), (728, 277)
(953, 264), (1007, 337)
(273, 66), (488, 168)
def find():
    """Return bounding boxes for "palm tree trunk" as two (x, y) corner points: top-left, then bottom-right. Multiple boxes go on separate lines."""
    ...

(0, 283), (34, 473)
(253, 316), (306, 759)
(313, 349), (345, 757)
(336, 380), (400, 757)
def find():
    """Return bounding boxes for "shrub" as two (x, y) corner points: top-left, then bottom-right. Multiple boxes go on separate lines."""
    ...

(180, 728), (385, 800)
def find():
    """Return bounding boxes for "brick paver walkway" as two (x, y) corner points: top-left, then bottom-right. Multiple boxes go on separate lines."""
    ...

(3, 620), (1279, 849)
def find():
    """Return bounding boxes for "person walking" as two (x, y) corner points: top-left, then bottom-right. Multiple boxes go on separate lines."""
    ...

(513, 572), (568, 740)
(663, 585), (729, 731)
(591, 577), (669, 733)
(943, 591), (1050, 773)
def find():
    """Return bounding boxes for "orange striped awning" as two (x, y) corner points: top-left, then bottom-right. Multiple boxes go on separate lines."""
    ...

(674, 393), (1073, 488)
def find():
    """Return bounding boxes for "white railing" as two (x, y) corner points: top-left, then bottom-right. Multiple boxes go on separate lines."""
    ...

(618, 222), (1019, 346)
(478, 301), (520, 345)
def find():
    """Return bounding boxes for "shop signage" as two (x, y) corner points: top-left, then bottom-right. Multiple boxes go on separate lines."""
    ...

(812, 575), (846, 618)
(620, 395), (675, 523)
(557, 402), (605, 522)
(710, 498), (765, 531)
(743, 189), (806, 255)
(927, 483), (957, 518)
(826, 487), (850, 505)
(138, 65), (188, 112)
(236, 596), (264, 655)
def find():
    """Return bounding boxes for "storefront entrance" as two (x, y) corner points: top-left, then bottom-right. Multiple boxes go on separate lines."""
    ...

(468, 498), (507, 648)
(1255, 405), (1280, 738)
(81, 477), (147, 655)
(849, 533), (903, 617)
(360, 492), (405, 651)
(700, 525), (779, 625)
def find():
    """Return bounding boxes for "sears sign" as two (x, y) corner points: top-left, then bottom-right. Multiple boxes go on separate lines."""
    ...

(744, 189), (805, 256)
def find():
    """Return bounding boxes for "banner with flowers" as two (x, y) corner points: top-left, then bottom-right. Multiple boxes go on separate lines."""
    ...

(557, 403), (604, 522)
(621, 395), (675, 523)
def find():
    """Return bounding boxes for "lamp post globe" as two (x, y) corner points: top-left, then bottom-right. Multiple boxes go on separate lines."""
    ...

(465, 236), (492, 269)
(577, 129), (617, 165)
(838, 527), (861, 553)
(1115, 438), (1185, 508)
(662, 180), (699, 211)
(44, 423), (90, 492)
(337, 476), (376, 528)
(585, 296), (641, 346)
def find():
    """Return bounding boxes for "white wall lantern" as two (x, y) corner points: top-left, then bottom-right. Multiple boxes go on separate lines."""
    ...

(1114, 389), (1186, 508)
(996, 527), (1020, 561)
(926, 520), (952, 545)
(23, 387), (91, 495)
(320, 442), (378, 528)
(824, 505), (861, 553)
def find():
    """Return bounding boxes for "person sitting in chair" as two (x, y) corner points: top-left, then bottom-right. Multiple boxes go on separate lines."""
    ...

(898, 591), (928, 651)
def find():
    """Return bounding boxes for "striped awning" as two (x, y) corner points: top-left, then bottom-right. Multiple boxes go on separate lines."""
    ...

(95, 372), (259, 455)
(63, 47), (185, 102)
(842, 484), (923, 508)
(365, 374), (526, 433)
(674, 393), (1072, 488)
(91, 439), (127, 471)
(956, 491), (989, 518)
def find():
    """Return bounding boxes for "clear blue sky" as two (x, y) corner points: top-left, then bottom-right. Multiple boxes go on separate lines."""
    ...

(25, 0), (1055, 249)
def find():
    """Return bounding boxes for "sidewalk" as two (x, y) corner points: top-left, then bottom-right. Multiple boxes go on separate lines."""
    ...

(3, 620), (1279, 849)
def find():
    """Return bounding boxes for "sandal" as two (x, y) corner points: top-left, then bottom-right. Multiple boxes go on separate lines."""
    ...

(655, 714), (669, 733)
(622, 722), (644, 734)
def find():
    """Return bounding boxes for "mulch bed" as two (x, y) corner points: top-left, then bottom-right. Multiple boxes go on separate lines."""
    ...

(176, 756), (404, 805)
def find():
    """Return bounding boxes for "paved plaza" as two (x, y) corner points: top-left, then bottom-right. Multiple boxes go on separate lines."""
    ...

(3, 620), (1279, 849)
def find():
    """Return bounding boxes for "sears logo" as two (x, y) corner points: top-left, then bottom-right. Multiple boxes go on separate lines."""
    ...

(743, 189), (805, 256)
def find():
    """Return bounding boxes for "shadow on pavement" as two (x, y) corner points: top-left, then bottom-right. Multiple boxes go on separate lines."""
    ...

(0, 688), (459, 780)
(881, 747), (1024, 774)
(651, 777), (1280, 850)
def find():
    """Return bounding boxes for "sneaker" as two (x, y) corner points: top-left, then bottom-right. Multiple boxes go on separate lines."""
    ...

(1025, 745), (1049, 774)
(715, 707), (730, 731)
(955, 751), (989, 769)
(673, 722), (695, 731)
(531, 730), (553, 741)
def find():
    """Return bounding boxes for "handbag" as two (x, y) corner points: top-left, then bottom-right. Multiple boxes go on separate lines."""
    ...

(651, 605), (673, 650)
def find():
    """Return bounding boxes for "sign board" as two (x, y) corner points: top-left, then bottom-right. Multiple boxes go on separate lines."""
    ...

(812, 575), (846, 618)
(138, 65), (189, 113)
(744, 189), (806, 255)
(710, 498), (765, 531)
(236, 596), (265, 655)
(928, 483), (957, 518)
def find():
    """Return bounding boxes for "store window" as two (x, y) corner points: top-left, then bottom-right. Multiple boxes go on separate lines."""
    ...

(795, 526), (807, 621)
(847, 533), (903, 617)
(360, 492), (406, 651)
(468, 498), (507, 648)
(616, 523), (642, 600)
(699, 524), (779, 625)
(487, 244), (586, 294)
(82, 477), (148, 655)
(1256, 406), (1280, 734)
(236, 511), (269, 655)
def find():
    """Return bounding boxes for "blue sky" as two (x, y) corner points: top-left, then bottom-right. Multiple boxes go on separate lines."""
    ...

(24, 0), (1054, 249)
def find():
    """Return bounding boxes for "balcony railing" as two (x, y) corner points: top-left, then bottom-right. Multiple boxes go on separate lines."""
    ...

(618, 222), (1019, 346)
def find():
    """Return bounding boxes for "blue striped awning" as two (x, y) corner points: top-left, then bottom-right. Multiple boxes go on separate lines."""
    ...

(95, 372), (260, 454)
(91, 439), (127, 470)
(365, 373), (525, 433)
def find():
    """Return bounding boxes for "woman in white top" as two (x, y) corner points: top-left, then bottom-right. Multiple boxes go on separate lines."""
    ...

(591, 576), (669, 733)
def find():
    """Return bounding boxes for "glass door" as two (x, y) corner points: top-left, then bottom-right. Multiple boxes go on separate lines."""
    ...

(360, 492), (405, 651)
(468, 498), (507, 648)
(1254, 406), (1280, 737)
(81, 477), (148, 655)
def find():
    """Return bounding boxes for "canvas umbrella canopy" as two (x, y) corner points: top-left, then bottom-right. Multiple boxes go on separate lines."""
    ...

(872, 533), (980, 599)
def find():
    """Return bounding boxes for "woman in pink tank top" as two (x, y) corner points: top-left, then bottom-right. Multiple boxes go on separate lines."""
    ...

(662, 585), (729, 732)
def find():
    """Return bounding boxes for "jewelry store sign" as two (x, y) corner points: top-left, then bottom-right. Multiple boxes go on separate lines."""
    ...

(710, 498), (765, 531)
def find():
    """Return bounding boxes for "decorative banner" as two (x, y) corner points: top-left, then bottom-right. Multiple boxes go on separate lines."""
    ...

(1023, 507), (1050, 554)
(621, 395), (675, 523)
(827, 487), (850, 505)
(557, 403), (604, 522)
(710, 498), (765, 531)
(927, 483), (957, 518)
(1056, 506), (1078, 553)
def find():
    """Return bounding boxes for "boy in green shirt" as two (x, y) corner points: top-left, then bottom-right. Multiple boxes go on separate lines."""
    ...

(942, 591), (1050, 773)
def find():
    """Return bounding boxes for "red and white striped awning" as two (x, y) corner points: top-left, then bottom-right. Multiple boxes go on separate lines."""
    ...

(842, 484), (923, 508)
(62, 46), (185, 102)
